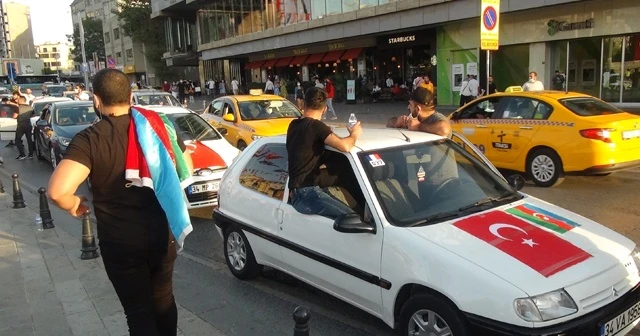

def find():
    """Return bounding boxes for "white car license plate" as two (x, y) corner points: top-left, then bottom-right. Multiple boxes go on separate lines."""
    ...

(189, 182), (220, 194)
(622, 130), (640, 140)
(600, 300), (640, 336)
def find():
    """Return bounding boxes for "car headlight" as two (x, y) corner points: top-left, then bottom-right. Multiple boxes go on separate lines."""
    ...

(58, 137), (71, 147)
(251, 135), (262, 140)
(514, 289), (578, 322)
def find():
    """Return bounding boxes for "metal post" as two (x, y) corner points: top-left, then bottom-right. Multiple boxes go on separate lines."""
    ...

(11, 173), (26, 208)
(565, 41), (570, 94)
(80, 211), (99, 259)
(38, 187), (55, 229)
(78, 13), (90, 90)
(292, 306), (310, 336)
(486, 49), (490, 94)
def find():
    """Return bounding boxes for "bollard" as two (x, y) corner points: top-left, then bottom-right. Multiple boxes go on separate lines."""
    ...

(0, 177), (5, 193)
(38, 187), (55, 229)
(11, 173), (26, 208)
(292, 306), (311, 336)
(80, 211), (99, 260)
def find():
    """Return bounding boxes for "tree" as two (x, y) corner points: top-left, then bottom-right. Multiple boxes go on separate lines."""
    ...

(66, 17), (105, 63)
(113, 0), (173, 79)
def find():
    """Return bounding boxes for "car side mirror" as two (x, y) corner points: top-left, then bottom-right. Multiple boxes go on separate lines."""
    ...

(507, 174), (525, 191)
(333, 213), (376, 234)
(223, 114), (235, 122)
(217, 127), (228, 135)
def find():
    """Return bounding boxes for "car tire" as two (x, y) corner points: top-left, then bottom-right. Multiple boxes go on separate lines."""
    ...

(223, 225), (262, 280)
(35, 140), (45, 161)
(526, 148), (564, 187)
(50, 146), (58, 170)
(399, 293), (470, 336)
(593, 173), (611, 177)
(237, 140), (247, 151)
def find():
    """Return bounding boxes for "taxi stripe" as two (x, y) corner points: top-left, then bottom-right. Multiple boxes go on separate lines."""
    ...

(452, 119), (575, 127)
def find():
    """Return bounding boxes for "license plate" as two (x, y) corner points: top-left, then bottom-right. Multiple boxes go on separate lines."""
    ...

(600, 300), (640, 336)
(622, 130), (640, 140)
(189, 182), (220, 194)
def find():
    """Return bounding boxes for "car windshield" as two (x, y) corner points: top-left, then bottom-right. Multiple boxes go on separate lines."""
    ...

(238, 100), (301, 121)
(32, 102), (53, 116)
(559, 97), (624, 116)
(167, 113), (222, 142)
(55, 106), (98, 126)
(136, 94), (181, 106)
(360, 140), (521, 227)
(47, 86), (65, 94)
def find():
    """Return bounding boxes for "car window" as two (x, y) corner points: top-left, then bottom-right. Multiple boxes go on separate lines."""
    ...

(455, 97), (502, 119)
(55, 106), (97, 126)
(239, 144), (288, 200)
(166, 113), (222, 142)
(136, 94), (181, 106)
(533, 101), (553, 120)
(559, 97), (624, 116)
(495, 97), (537, 119)
(360, 140), (517, 226)
(238, 100), (301, 121)
(0, 104), (15, 118)
(222, 102), (234, 116)
(210, 101), (223, 115)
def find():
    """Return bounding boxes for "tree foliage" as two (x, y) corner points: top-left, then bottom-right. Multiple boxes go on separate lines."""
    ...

(113, 0), (173, 79)
(66, 17), (105, 63)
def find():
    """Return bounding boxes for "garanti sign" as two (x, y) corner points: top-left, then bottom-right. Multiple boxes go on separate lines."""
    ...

(547, 18), (594, 36)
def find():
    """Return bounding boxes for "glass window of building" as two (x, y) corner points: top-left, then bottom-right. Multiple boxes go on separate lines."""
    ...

(126, 49), (133, 62)
(113, 28), (120, 40)
(342, 0), (358, 13)
(602, 37), (623, 102)
(360, 0), (379, 8)
(116, 51), (122, 62)
(326, 1), (342, 16)
(568, 38), (601, 98)
(310, 0), (326, 19)
(623, 34), (640, 103)
(104, 32), (110, 43)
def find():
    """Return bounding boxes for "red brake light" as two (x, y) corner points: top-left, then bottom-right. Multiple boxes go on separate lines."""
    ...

(579, 128), (615, 143)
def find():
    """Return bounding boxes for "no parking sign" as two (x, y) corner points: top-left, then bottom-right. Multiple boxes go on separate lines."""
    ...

(480, 0), (500, 50)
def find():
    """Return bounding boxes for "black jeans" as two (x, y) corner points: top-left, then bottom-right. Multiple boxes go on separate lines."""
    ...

(100, 239), (178, 336)
(14, 124), (34, 156)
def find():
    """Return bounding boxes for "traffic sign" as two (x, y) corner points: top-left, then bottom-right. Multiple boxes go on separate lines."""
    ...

(480, 0), (500, 50)
(107, 57), (116, 69)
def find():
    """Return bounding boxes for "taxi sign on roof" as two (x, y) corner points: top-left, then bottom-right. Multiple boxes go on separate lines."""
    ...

(249, 89), (263, 96)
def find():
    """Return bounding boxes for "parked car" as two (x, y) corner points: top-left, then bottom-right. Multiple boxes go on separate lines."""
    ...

(30, 97), (73, 127)
(33, 101), (98, 169)
(449, 91), (640, 187)
(213, 128), (640, 335)
(132, 91), (182, 107)
(142, 106), (240, 208)
(44, 84), (66, 97)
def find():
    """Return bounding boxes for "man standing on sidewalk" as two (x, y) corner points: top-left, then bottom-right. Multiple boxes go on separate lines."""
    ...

(48, 68), (193, 336)
(12, 95), (35, 160)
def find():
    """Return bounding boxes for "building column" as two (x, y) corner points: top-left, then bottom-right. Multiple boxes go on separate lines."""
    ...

(529, 42), (546, 85)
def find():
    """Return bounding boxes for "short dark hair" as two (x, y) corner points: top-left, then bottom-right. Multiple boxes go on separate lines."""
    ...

(409, 87), (434, 106)
(304, 87), (327, 110)
(92, 69), (131, 106)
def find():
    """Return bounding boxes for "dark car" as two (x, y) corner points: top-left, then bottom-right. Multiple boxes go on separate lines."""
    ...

(33, 101), (98, 169)
(45, 85), (66, 97)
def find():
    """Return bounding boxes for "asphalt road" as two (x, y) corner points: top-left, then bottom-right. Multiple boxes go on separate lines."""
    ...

(3, 137), (640, 335)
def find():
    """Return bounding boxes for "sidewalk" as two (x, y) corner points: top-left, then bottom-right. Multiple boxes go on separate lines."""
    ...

(0, 174), (228, 336)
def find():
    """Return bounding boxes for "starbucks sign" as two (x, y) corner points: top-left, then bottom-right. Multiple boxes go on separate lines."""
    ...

(547, 18), (594, 36)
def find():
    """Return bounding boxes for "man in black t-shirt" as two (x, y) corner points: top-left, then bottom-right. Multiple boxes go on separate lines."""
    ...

(287, 87), (362, 218)
(48, 69), (193, 336)
(12, 96), (34, 160)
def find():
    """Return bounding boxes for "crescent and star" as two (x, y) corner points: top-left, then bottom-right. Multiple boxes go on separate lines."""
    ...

(489, 223), (538, 247)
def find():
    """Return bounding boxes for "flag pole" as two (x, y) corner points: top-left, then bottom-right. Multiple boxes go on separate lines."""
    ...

(78, 13), (90, 89)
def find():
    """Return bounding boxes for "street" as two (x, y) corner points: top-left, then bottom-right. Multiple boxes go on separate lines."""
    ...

(2, 129), (640, 335)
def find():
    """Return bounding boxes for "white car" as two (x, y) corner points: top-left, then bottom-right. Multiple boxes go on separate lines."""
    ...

(0, 96), (72, 140)
(145, 106), (239, 208)
(213, 128), (640, 335)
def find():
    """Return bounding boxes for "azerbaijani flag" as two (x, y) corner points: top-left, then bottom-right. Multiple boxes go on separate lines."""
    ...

(506, 203), (581, 234)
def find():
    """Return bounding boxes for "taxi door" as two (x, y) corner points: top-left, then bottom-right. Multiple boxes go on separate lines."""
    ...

(449, 96), (504, 156)
(486, 97), (548, 164)
(218, 99), (243, 146)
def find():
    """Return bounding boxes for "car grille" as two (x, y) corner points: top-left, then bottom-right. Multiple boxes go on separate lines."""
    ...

(185, 180), (219, 203)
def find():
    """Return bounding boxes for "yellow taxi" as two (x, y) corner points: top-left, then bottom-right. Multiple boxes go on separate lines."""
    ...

(201, 89), (302, 150)
(449, 91), (640, 187)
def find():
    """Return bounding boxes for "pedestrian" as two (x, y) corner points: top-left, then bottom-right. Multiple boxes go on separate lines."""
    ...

(47, 68), (194, 336)
(265, 76), (275, 94)
(219, 79), (226, 96)
(23, 88), (35, 105)
(75, 84), (90, 101)
(208, 78), (215, 97)
(419, 74), (434, 93)
(2, 96), (17, 148)
(12, 95), (35, 160)
(279, 78), (288, 99)
(295, 82), (304, 110)
(231, 77), (239, 95)
(487, 75), (498, 95)
(323, 78), (337, 120)
(459, 75), (473, 106)
(552, 70), (565, 91)
(177, 80), (186, 104)
(387, 86), (451, 138)
(523, 71), (545, 91)
(286, 87), (362, 218)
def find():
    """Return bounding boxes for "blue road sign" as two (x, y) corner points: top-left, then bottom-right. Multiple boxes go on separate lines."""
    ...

(483, 6), (498, 31)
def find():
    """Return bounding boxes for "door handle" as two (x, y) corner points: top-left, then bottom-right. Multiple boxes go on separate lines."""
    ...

(475, 124), (487, 128)
(519, 126), (533, 130)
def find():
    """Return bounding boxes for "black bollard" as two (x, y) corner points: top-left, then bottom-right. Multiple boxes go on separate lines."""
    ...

(0, 177), (5, 193)
(293, 306), (311, 336)
(38, 187), (55, 229)
(80, 211), (99, 260)
(11, 173), (26, 208)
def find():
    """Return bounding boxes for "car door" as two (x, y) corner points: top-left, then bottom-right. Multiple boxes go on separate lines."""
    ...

(486, 97), (549, 164)
(450, 96), (504, 156)
(202, 100), (224, 125)
(218, 99), (242, 146)
(0, 105), (16, 141)
(277, 152), (384, 315)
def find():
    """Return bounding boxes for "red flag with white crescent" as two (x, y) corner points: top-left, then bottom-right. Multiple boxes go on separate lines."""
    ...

(185, 141), (227, 169)
(453, 211), (592, 277)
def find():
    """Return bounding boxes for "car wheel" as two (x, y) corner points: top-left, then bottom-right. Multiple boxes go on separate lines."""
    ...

(35, 140), (45, 160)
(50, 146), (58, 169)
(223, 226), (262, 280)
(593, 173), (611, 177)
(237, 140), (247, 151)
(526, 148), (564, 187)
(399, 293), (470, 336)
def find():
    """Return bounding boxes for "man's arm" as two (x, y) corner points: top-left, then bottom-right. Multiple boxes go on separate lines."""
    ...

(48, 160), (90, 217)
(418, 120), (451, 137)
(386, 117), (399, 128)
(324, 121), (362, 152)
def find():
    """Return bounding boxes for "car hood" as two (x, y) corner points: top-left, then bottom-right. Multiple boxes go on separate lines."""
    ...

(54, 124), (92, 139)
(407, 195), (635, 296)
(243, 118), (296, 136)
(185, 138), (239, 170)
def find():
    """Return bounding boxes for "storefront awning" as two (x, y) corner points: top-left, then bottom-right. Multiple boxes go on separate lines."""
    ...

(340, 48), (363, 61)
(304, 53), (326, 65)
(275, 57), (294, 67)
(290, 55), (308, 66)
(322, 50), (345, 63)
(263, 59), (278, 68)
(245, 60), (265, 69)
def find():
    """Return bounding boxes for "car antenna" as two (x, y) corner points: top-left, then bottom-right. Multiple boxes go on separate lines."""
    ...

(395, 127), (411, 142)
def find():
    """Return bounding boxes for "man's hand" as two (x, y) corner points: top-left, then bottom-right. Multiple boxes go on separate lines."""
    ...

(69, 195), (90, 217)
(347, 121), (363, 139)
(407, 118), (421, 131)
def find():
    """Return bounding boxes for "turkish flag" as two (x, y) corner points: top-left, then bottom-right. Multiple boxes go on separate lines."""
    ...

(187, 141), (227, 169)
(454, 211), (592, 277)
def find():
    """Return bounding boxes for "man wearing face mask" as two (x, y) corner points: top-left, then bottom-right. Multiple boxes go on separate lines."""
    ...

(522, 71), (545, 91)
(47, 68), (193, 336)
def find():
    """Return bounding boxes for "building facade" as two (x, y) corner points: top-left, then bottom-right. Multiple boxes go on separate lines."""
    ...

(2, 1), (36, 59)
(36, 42), (75, 73)
(70, 0), (157, 85)
(152, 0), (640, 107)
